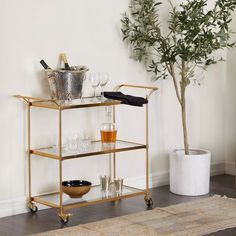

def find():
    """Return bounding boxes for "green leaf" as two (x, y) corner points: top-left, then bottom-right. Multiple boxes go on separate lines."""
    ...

(121, 0), (236, 81)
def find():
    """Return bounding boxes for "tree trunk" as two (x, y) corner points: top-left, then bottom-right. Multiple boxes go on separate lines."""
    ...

(181, 89), (189, 155)
(169, 61), (190, 155)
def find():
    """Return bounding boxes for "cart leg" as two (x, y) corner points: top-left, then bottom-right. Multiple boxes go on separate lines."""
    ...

(58, 161), (72, 223)
(58, 109), (73, 223)
(27, 103), (38, 213)
(59, 159), (68, 222)
(144, 101), (153, 208)
(113, 105), (117, 181)
(113, 153), (116, 181)
(113, 105), (118, 203)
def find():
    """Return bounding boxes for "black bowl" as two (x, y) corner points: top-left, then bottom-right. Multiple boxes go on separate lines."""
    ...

(62, 180), (92, 187)
(62, 180), (92, 198)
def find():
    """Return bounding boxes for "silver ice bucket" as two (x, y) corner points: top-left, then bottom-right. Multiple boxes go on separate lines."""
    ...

(45, 66), (89, 101)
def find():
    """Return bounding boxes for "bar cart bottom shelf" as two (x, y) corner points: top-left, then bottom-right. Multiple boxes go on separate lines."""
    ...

(30, 184), (151, 215)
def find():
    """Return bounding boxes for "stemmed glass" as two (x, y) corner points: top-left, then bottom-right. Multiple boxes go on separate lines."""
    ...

(79, 74), (87, 104)
(99, 72), (109, 101)
(89, 73), (100, 102)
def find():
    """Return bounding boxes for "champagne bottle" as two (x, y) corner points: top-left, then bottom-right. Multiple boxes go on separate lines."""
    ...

(40, 59), (51, 69)
(60, 53), (71, 70)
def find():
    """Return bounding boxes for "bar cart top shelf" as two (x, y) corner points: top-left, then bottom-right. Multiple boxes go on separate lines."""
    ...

(14, 95), (121, 110)
(14, 84), (158, 110)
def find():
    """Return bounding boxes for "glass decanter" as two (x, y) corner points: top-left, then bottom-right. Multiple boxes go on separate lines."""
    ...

(100, 106), (117, 143)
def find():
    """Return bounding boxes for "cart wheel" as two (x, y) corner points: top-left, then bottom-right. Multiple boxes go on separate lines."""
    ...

(144, 196), (153, 207)
(60, 216), (69, 224)
(59, 213), (71, 224)
(27, 202), (38, 213)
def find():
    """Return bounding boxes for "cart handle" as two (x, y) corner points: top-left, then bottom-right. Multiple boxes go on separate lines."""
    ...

(114, 84), (158, 100)
(14, 95), (59, 106)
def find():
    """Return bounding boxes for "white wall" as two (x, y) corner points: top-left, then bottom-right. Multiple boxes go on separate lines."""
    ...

(225, 11), (236, 175)
(0, 0), (230, 217)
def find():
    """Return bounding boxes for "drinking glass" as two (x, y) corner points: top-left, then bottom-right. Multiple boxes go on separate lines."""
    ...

(99, 72), (109, 100)
(114, 178), (124, 194)
(65, 133), (79, 152)
(78, 134), (92, 152)
(89, 73), (100, 102)
(100, 175), (111, 192)
(52, 134), (70, 154)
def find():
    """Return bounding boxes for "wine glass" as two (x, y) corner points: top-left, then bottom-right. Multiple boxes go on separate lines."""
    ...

(89, 73), (100, 102)
(79, 74), (87, 104)
(99, 72), (109, 101)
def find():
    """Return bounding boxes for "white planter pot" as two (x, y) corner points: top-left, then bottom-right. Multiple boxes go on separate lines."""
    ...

(169, 149), (211, 196)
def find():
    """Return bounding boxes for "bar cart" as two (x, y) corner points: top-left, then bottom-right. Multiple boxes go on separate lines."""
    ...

(15, 84), (158, 223)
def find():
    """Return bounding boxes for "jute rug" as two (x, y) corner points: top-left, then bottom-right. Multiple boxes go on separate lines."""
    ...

(36, 195), (236, 236)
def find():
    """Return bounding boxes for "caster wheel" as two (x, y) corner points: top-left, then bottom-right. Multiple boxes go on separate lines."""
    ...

(60, 217), (69, 224)
(59, 213), (72, 224)
(145, 197), (153, 207)
(27, 202), (38, 213)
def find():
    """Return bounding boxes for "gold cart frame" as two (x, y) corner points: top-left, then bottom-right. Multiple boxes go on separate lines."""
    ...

(15, 84), (158, 223)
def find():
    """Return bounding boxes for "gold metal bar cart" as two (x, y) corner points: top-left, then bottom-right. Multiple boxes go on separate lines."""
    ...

(15, 84), (158, 223)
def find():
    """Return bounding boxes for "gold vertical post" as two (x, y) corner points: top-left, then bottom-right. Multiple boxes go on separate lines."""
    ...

(113, 105), (116, 181)
(59, 108), (63, 215)
(28, 103), (32, 201)
(145, 97), (150, 197)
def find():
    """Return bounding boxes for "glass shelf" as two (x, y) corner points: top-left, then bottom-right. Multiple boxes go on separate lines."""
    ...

(30, 97), (121, 110)
(32, 140), (146, 160)
(33, 184), (145, 210)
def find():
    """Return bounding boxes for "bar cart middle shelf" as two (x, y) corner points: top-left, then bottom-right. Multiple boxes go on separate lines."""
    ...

(32, 140), (146, 160)
(15, 84), (158, 223)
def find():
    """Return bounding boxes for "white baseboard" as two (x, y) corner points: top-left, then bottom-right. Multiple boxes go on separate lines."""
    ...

(0, 197), (27, 218)
(210, 162), (226, 176)
(0, 162), (226, 219)
(0, 194), (52, 219)
(125, 171), (169, 190)
(225, 161), (236, 176)
(125, 162), (225, 190)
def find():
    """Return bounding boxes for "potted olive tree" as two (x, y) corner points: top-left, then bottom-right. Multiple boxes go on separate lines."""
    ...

(121, 0), (236, 196)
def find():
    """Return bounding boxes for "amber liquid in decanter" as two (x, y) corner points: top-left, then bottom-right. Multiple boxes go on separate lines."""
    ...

(101, 130), (117, 143)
